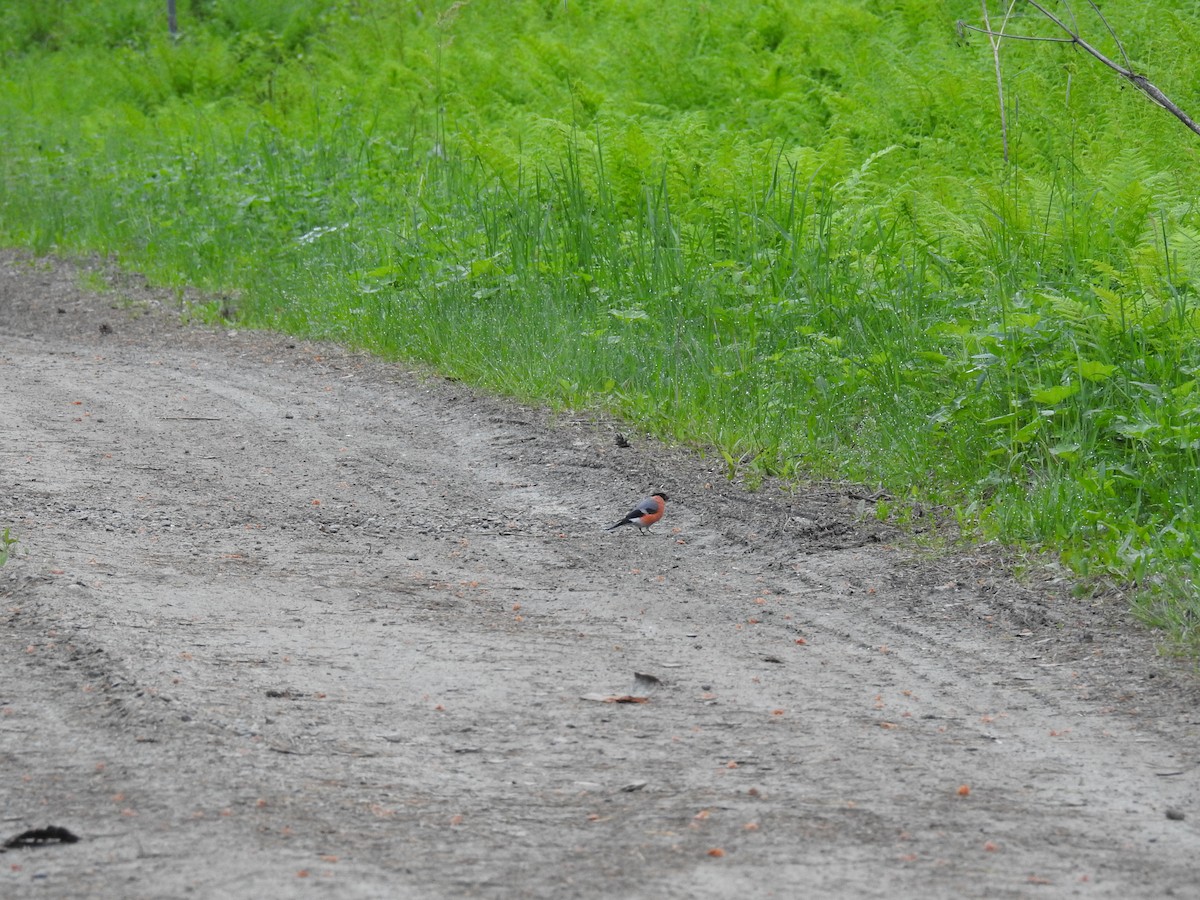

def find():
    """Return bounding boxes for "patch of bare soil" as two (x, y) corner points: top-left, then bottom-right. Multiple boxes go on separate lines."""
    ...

(2, 250), (1198, 898)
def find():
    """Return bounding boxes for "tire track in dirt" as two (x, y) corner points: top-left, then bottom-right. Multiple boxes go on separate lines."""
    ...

(2, 252), (1199, 898)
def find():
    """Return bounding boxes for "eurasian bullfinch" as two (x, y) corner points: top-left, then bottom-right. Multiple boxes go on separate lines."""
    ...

(605, 492), (668, 534)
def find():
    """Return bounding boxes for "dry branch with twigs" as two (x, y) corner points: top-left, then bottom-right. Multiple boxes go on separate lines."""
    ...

(961, 0), (1200, 146)
(979, 1), (1019, 162)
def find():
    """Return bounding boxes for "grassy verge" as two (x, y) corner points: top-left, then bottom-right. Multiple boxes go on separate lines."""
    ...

(2, 1), (1200, 646)
(0, 528), (16, 567)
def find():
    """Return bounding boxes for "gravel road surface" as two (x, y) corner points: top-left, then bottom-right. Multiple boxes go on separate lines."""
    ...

(2, 252), (1198, 898)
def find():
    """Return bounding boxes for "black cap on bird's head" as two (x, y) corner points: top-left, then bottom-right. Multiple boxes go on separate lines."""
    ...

(654, 491), (669, 501)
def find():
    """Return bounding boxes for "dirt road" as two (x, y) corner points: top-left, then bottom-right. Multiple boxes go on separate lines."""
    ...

(2, 251), (1198, 898)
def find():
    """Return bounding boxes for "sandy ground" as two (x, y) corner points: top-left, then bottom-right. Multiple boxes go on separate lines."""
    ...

(1, 250), (1198, 899)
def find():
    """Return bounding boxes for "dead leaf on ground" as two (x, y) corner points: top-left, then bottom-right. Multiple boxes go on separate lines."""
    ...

(580, 694), (650, 704)
(1, 826), (80, 851)
(633, 671), (663, 689)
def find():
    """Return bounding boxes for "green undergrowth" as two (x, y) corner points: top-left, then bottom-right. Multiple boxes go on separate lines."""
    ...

(3, 1), (1200, 648)
(0, 528), (16, 567)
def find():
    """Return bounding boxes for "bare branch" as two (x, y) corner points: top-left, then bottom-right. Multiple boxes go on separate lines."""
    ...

(971, 0), (1200, 141)
(959, 23), (1074, 44)
(980, 1), (1021, 163)
(1085, 0), (1132, 72)
(1023, 0), (1200, 137)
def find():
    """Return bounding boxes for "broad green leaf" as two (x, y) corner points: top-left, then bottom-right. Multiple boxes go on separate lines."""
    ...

(609, 307), (648, 322)
(1012, 418), (1042, 444)
(1077, 360), (1117, 383)
(1031, 384), (1079, 405)
(1048, 442), (1081, 462)
(469, 258), (496, 277)
(1113, 419), (1157, 438)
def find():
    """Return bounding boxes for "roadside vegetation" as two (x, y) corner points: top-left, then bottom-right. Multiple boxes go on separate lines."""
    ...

(3, 1), (1200, 646)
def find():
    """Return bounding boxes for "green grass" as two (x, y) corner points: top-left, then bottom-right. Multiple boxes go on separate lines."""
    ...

(0, 528), (16, 567)
(3, 1), (1200, 647)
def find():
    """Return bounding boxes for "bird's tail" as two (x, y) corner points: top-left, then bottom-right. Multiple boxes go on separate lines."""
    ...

(604, 519), (628, 532)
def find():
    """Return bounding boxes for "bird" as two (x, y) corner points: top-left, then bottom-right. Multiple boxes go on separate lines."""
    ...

(605, 492), (668, 535)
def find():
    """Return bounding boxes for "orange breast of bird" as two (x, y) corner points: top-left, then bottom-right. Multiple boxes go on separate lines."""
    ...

(639, 497), (665, 525)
